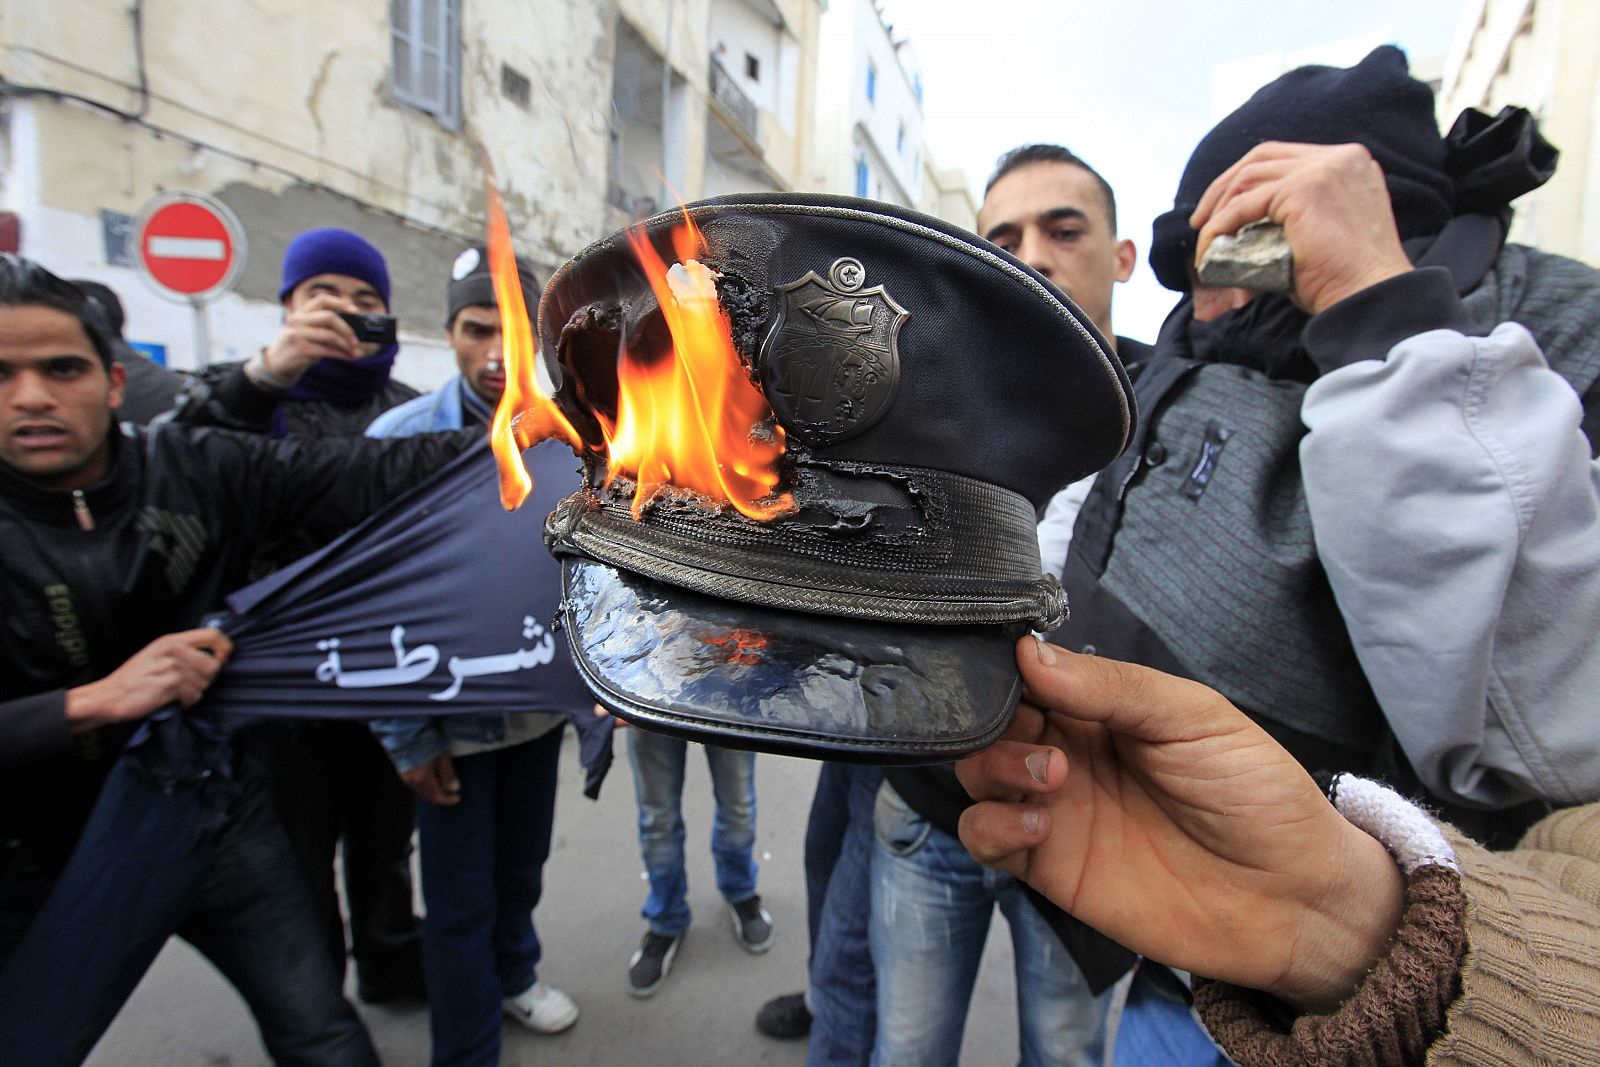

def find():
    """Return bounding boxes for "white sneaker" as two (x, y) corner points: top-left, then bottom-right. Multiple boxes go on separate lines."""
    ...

(502, 981), (579, 1034)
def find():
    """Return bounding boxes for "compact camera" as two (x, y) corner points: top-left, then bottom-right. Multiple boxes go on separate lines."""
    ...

(338, 312), (398, 345)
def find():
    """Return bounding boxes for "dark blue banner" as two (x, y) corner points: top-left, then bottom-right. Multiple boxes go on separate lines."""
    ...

(195, 439), (611, 788)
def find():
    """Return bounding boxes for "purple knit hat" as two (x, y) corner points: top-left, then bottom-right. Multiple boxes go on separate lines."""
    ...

(278, 228), (392, 307)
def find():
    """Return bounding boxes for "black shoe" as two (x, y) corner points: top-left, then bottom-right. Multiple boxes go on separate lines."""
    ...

(628, 930), (683, 998)
(756, 992), (812, 1039)
(728, 894), (773, 953)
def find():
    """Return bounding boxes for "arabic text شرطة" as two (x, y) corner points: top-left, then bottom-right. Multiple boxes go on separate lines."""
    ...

(314, 618), (556, 700)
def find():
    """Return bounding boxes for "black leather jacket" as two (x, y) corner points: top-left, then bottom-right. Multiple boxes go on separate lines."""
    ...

(176, 362), (418, 440)
(0, 423), (473, 859)
(171, 363), (419, 569)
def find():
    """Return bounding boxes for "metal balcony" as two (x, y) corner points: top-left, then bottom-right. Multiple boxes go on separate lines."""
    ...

(709, 54), (759, 141)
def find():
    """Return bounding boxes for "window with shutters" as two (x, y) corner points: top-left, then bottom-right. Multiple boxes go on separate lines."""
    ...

(391, 0), (461, 128)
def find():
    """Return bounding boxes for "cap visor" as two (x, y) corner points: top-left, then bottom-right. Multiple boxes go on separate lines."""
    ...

(562, 558), (1027, 763)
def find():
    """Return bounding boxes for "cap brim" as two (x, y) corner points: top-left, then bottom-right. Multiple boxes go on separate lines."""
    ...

(562, 558), (1027, 763)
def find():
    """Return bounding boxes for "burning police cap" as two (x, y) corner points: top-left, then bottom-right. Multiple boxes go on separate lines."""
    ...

(537, 192), (1134, 762)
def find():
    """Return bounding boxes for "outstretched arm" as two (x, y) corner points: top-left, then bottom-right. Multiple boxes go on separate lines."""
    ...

(958, 642), (1600, 1064)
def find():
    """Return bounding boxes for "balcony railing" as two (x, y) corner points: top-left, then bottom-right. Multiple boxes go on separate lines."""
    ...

(709, 55), (759, 141)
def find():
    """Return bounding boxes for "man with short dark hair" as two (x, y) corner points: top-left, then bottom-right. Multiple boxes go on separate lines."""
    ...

(853, 145), (1139, 1067)
(0, 253), (476, 1065)
(977, 143), (1149, 577)
(979, 144), (1137, 358)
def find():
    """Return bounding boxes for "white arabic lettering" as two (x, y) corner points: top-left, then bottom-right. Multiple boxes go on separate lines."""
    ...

(431, 618), (555, 701)
(315, 626), (440, 688)
(312, 616), (557, 700)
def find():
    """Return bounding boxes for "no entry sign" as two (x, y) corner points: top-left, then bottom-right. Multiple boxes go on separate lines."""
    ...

(133, 191), (246, 303)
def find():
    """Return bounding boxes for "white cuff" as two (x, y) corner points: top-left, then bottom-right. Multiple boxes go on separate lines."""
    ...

(1329, 774), (1459, 874)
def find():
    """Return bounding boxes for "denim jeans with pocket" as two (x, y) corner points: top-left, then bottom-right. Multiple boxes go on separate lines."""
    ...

(869, 780), (1108, 1067)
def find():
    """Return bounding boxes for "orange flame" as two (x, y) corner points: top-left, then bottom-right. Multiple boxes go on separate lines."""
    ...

(487, 193), (791, 521)
(487, 183), (584, 510)
(607, 215), (791, 520)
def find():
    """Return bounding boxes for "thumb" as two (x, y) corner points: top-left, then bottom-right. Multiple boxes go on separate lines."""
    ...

(437, 754), (459, 794)
(1018, 639), (1244, 745)
(193, 627), (234, 664)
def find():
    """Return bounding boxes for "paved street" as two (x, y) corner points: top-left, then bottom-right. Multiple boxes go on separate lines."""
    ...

(88, 732), (1021, 1065)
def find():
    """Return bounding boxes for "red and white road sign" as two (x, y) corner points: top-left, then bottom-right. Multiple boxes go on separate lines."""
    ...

(132, 192), (246, 303)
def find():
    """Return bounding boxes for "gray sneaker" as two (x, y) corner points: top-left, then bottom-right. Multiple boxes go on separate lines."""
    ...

(729, 895), (773, 953)
(627, 930), (683, 997)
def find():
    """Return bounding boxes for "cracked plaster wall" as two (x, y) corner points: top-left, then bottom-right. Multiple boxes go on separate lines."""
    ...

(0, 0), (619, 368)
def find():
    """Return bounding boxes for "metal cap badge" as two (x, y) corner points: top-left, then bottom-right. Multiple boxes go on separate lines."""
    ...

(762, 256), (905, 446)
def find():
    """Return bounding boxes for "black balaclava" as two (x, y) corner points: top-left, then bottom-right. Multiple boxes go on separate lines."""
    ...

(1149, 46), (1453, 295)
(1148, 45), (1557, 382)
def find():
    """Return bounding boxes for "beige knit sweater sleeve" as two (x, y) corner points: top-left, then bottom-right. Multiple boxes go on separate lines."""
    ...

(1197, 801), (1600, 1066)
(1429, 803), (1600, 1066)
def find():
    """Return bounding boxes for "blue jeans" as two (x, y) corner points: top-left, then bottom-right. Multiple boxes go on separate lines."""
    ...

(416, 728), (563, 1067)
(870, 781), (1108, 1067)
(805, 762), (882, 1067)
(1111, 965), (1236, 1067)
(0, 757), (376, 1067)
(627, 729), (758, 936)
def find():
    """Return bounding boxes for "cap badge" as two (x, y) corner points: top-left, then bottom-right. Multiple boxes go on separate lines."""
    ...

(760, 257), (907, 446)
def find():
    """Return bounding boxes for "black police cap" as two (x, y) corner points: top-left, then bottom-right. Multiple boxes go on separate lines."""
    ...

(537, 193), (1135, 762)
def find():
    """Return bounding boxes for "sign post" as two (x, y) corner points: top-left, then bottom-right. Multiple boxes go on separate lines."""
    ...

(132, 191), (246, 368)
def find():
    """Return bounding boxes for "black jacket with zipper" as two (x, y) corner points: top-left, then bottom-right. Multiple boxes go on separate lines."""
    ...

(0, 422), (474, 864)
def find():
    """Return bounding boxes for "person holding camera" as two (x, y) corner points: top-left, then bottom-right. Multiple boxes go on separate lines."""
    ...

(184, 225), (421, 438)
(175, 226), (429, 1003)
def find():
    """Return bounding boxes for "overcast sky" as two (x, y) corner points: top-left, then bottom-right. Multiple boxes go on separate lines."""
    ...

(884, 0), (1470, 340)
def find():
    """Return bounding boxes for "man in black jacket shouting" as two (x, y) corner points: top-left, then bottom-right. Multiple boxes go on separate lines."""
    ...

(0, 254), (472, 1066)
